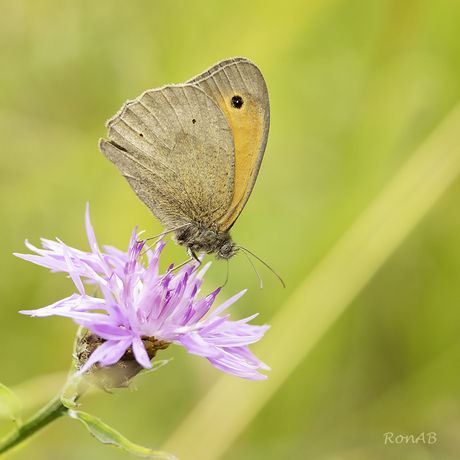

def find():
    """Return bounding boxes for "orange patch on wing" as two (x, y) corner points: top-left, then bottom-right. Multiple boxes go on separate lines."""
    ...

(215, 93), (264, 231)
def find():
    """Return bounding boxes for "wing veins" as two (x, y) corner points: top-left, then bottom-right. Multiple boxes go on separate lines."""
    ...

(161, 87), (187, 136)
(135, 97), (172, 150)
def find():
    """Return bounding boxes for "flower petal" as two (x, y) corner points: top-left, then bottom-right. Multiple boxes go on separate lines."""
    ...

(179, 332), (223, 359)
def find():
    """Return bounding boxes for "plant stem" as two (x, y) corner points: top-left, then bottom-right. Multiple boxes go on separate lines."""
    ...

(0, 394), (68, 455)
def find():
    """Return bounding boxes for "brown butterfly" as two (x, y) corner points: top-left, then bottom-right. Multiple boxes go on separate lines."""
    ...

(99, 57), (270, 265)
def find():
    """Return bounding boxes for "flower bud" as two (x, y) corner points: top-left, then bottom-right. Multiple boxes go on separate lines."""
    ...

(75, 330), (171, 391)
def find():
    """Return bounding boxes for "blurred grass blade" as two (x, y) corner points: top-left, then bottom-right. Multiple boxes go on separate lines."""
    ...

(163, 100), (460, 460)
(66, 410), (177, 459)
(0, 383), (22, 427)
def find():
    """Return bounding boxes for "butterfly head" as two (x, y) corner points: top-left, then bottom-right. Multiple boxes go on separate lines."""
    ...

(215, 240), (239, 260)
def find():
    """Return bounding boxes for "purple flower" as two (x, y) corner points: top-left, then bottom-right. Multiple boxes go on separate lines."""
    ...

(15, 204), (270, 381)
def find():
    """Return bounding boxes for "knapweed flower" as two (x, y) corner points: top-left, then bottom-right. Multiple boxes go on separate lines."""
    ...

(15, 205), (270, 382)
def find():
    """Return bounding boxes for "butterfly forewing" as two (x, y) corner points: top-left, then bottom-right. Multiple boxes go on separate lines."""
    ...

(187, 57), (270, 231)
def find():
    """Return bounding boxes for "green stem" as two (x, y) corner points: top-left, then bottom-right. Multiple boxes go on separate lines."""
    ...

(0, 394), (69, 455)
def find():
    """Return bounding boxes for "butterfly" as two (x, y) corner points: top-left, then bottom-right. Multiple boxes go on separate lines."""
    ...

(99, 57), (269, 263)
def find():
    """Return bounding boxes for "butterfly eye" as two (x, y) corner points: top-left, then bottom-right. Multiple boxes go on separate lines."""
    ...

(221, 243), (232, 255)
(231, 95), (244, 109)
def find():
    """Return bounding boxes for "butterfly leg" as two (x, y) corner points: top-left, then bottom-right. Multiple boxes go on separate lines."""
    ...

(187, 248), (202, 267)
(168, 257), (193, 273)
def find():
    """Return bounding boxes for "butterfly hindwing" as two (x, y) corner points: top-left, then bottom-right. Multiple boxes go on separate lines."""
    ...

(99, 84), (235, 230)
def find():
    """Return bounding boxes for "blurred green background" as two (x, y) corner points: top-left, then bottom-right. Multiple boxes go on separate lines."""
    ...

(2, 0), (460, 459)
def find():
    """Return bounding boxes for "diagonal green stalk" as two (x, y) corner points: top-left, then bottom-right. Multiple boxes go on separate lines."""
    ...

(162, 100), (460, 460)
(0, 394), (69, 455)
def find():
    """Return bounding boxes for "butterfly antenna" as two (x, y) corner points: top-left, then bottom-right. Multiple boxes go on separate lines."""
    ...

(236, 245), (286, 288)
(236, 246), (264, 290)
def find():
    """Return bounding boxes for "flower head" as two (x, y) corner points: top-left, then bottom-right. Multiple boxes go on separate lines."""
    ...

(15, 205), (270, 381)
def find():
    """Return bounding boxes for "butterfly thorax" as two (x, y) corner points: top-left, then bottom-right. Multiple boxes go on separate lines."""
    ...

(173, 223), (238, 260)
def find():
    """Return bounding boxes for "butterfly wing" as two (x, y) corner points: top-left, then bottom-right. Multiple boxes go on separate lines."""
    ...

(187, 57), (270, 232)
(99, 84), (235, 231)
